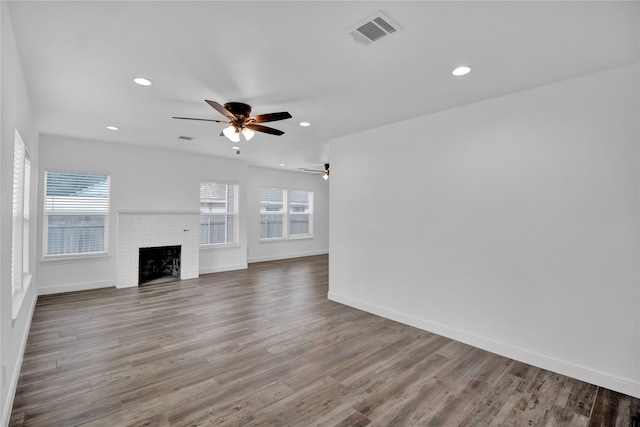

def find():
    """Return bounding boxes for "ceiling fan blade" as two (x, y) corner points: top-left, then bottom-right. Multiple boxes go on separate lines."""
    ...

(246, 123), (285, 136)
(250, 112), (292, 123)
(298, 168), (324, 174)
(172, 116), (229, 123)
(205, 100), (235, 119)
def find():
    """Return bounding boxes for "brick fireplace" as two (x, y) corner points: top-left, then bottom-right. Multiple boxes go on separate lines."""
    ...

(116, 212), (199, 288)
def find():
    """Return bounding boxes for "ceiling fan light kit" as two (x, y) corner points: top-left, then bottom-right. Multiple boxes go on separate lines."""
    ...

(222, 125), (254, 143)
(173, 100), (291, 142)
(242, 127), (255, 141)
(222, 125), (241, 142)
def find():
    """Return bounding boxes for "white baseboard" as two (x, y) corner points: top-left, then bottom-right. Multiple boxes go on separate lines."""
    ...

(248, 250), (328, 264)
(327, 291), (640, 398)
(1, 292), (37, 427)
(199, 263), (248, 275)
(38, 280), (114, 295)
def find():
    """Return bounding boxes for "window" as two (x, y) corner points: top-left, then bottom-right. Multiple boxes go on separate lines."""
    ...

(44, 171), (110, 256)
(288, 190), (312, 236)
(260, 187), (285, 239)
(12, 130), (31, 298)
(260, 187), (313, 240)
(200, 181), (238, 246)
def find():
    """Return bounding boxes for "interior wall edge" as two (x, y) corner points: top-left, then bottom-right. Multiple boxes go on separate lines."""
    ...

(327, 291), (640, 398)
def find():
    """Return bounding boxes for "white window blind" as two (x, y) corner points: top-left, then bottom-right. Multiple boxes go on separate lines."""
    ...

(23, 156), (31, 274)
(44, 171), (110, 256)
(260, 187), (313, 240)
(12, 130), (30, 297)
(200, 181), (238, 245)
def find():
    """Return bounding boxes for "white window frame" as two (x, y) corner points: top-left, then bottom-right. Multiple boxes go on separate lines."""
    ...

(12, 130), (32, 318)
(200, 181), (239, 248)
(43, 170), (111, 259)
(260, 186), (313, 241)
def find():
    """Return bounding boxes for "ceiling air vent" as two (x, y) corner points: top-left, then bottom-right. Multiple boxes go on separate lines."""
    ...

(347, 11), (402, 46)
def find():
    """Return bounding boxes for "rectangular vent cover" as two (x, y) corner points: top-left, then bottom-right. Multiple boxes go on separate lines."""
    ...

(347, 11), (402, 46)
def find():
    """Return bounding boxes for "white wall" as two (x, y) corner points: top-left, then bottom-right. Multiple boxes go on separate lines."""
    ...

(247, 166), (329, 263)
(37, 135), (249, 293)
(36, 137), (330, 293)
(1, 3), (39, 424)
(329, 64), (640, 397)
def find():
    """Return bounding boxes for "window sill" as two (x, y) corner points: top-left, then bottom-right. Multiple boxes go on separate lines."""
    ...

(41, 252), (111, 265)
(200, 243), (240, 252)
(289, 234), (314, 240)
(259, 235), (314, 243)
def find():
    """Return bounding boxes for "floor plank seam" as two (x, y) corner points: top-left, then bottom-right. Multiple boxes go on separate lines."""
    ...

(8, 255), (638, 426)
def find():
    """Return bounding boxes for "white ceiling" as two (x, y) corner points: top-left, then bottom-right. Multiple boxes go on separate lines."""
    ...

(7, 1), (639, 172)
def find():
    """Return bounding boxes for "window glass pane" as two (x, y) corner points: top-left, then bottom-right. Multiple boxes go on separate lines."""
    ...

(44, 172), (109, 256)
(261, 214), (284, 239)
(260, 187), (284, 213)
(289, 213), (310, 235)
(200, 182), (237, 245)
(200, 214), (235, 245)
(200, 182), (229, 213)
(46, 215), (105, 255)
(289, 190), (311, 213)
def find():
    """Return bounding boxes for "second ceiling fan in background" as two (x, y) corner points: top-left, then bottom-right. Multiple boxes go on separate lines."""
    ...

(300, 163), (330, 180)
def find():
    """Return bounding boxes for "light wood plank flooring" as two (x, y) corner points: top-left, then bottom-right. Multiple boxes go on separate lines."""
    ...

(10, 255), (640, 426)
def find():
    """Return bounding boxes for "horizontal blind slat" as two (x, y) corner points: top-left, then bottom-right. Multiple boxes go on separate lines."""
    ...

(44, 172), (109, 255)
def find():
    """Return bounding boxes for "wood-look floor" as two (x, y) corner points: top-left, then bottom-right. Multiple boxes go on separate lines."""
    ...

(10, 255), (640, 426)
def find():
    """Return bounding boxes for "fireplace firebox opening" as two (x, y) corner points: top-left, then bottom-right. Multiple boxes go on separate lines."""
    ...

(138, 245), (181, 285)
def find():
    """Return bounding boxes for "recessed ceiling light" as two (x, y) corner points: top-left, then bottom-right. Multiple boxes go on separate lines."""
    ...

(299, 122), (311, 127)
(452, 66), (471, 76)
(231, 146), (240, 150)
(106, 126), (119, 131)
(133, 77), (152, 86)
(280, 163), (286, 167)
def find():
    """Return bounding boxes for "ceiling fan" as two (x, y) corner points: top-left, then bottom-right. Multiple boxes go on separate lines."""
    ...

(173, 100), (292, 142)
(299, 163), (330, 180)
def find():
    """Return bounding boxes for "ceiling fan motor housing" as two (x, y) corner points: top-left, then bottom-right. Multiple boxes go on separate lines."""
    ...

(224, 102), (252, 119)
